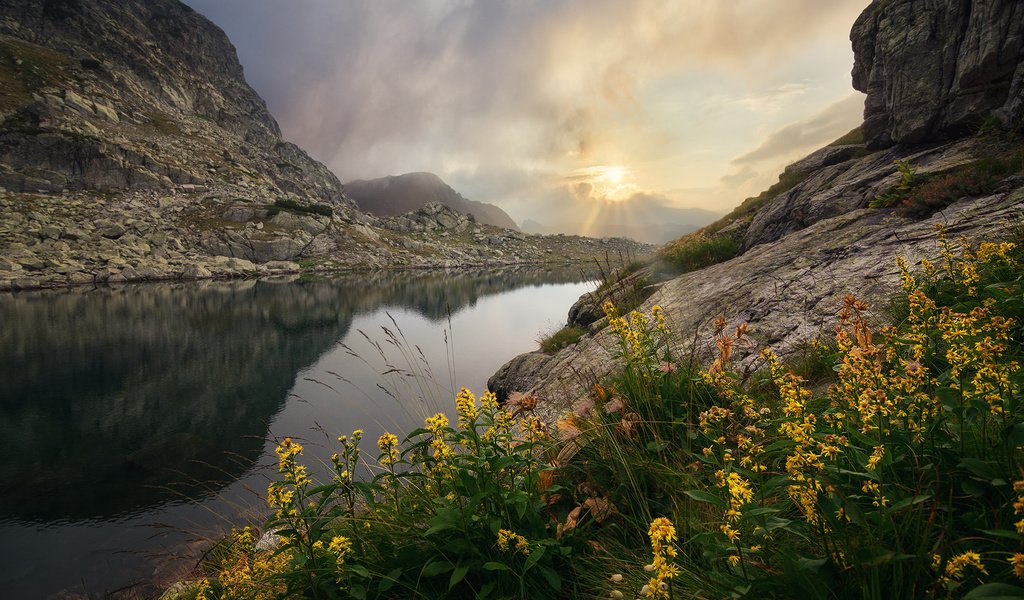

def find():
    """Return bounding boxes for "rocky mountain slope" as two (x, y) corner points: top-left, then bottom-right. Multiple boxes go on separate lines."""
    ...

(491, 0), (1024, 423)
(0, 0), (649, 291)
(345, 172), (520, 230)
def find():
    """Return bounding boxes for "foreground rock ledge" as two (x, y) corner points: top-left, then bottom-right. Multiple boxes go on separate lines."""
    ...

(494, 188), (1024, 425)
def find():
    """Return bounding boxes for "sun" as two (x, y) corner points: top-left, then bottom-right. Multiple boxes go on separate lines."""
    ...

(603, 166), (625, 184)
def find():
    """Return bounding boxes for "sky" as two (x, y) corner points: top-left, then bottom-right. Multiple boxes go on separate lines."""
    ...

(185, 0), (871, 228)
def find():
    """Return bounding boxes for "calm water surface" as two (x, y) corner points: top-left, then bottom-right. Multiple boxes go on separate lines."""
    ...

(0, 267), (596, 599)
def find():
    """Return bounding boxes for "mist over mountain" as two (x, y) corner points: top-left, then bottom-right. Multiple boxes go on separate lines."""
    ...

(521, 196), (721, 243)
(345, 172), (519, 230)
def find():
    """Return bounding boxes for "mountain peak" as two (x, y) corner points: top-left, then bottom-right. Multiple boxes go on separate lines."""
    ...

(345, 172), (519, 230)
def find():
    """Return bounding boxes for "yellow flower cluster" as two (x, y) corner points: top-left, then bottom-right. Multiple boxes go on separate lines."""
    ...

(939, 550), (987, 586)
(603, 301), (663, 367)
(938, 305), (1018, 416)
(424, 412), (456, 481)
(269, 437), (309, 517)
(1010, 553), (1024, 580)
(715, 469), (753, 542)
(765, 350), (825, 524)
(328, 535), (353, 568)
(378, 432), (399, 467)
(642, 517), (678, 599)
(214, 527), (291, 599)
(496, 528), (529, 555)
(455, 387), (478, 429)
(1013, 480), (1024, 535)
(651, 304), (667, 333)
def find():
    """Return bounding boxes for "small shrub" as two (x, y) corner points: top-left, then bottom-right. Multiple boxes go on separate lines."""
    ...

(271, 198), (334, 218)
(539, 326), (585, 353)
(872, 146), (1024, 216)
(657, 233), (741, 275)
(79, 57), (101, 70)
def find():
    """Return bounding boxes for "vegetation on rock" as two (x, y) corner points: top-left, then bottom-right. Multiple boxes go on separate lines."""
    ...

(174, 227), (1024, 598)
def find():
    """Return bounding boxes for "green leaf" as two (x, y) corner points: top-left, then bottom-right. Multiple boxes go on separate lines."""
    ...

(524, 545), (546, 572)
(420, 560), (454, 577)
(979, 529), (1024, 542)
(684, 489), (726, 508)
(348, 564), (371, 578)
(960, 458), (1000, 481)
(889, 494), (932, 512)
(378, 568), (401, 592)
(483, 561), (512, 571)
(963, 583), (1024, 599)
(539, 565), (562, 591)
(449, 564), (470, 590)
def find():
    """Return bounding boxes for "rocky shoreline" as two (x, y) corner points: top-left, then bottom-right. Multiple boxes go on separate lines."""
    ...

(1, 186), (652, 292)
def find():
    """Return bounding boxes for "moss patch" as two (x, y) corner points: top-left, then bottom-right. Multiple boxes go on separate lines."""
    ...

(0, 37), (74, 113)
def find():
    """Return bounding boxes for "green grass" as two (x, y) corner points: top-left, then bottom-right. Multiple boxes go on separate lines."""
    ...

(657, 232), (741, 276)
(538, 325), (586, 353)
(828, 126), (865, 146)
(0, 37), (74, 113)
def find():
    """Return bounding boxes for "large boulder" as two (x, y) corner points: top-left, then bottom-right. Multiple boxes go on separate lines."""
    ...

(852, 0), (1024, 148)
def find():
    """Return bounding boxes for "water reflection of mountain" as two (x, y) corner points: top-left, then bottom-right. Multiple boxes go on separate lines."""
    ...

(0, 266), (594, 522)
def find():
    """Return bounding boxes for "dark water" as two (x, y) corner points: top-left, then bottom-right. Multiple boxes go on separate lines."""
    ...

(0, 267), (596, 599)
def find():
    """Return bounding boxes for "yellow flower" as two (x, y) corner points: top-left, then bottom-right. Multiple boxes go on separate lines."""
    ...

(378, 432), (399, 467)
(1010, 553), (1024, 580)
(866, 444), (885, 470)
(496, 528), (529, 555)
(942, 550), (986, 584)
(455, 387), (478, 429)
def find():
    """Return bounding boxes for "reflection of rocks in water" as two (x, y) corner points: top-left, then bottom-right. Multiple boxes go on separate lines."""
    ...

(0, 279), (355, 521)
(331, 264), (597, 321)
(0, 267), (595, 521)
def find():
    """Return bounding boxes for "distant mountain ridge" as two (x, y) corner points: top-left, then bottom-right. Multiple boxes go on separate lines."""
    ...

(346, 172), (520, 230)
(521, 220), (702, 244)
(522, 202), (720, 244)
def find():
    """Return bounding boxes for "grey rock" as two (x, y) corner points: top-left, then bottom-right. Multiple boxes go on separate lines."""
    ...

(67, 271), (94, 285)
(38, 226), (62, 240)
(223, 206), (256, 222)
(96, 222), (126, 239)
(19, 256), (45, 271)
(487, 352), (554, 404)
(269, 211), (327, 235)
(181, 264), (212, 280)
(852, 0), (1024, 147)
(63, 90), (94, 116)
(263, 260), (300, 271)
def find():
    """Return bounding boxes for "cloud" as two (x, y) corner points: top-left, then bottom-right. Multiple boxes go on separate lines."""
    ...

(731, 93), (865, 165)
(720, 166), (758, 187)
(185, 0), (871, 222)
(732, 83), (809, 113)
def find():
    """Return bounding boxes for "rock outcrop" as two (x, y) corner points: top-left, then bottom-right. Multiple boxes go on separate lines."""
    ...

(0, 0), (349, 203)
(497, 188), (1023, 424)
(852, 0), (1024, 148)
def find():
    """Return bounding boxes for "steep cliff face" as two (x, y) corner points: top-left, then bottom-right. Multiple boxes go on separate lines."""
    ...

(851, 0), (1024, 148)
(0, 0), (347, 202)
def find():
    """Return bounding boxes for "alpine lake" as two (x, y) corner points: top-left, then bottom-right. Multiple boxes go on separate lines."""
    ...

(0, 266), (598, 598)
